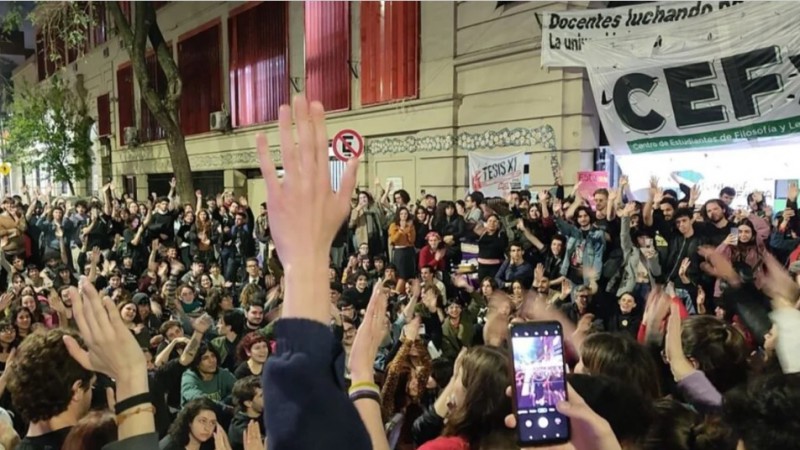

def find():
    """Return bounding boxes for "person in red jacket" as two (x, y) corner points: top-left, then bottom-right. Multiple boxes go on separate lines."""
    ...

(418, 232), (446, 274)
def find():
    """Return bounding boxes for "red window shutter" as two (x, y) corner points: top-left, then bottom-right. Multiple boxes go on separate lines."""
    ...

(305, 1), (350, 111)
(360, 1), (420, 106)
(179, 24), (221, 135)
(116, 65), (135, 145)
(141, 49), (170, 142)
(97, 94), (111, 137)
(228, 2), (289, 127)
(94, 2), (107, 46)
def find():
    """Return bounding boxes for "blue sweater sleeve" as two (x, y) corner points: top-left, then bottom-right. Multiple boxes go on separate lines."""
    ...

(263, 319), (371, 450)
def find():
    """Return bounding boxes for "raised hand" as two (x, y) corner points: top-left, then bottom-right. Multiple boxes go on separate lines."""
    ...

(348, 282), (389, 382)
(698, 246), (741, 287)
(256, 96), (358, 324)
(243, 420), (265, 450)
(534, 263), (545, 283)
(62, 282), (147, 383)
(214, 424), (233, 450)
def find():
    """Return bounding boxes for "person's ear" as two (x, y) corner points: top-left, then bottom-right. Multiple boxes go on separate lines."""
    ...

(688, 357), (700, 370)
(71, 379), (89, 402)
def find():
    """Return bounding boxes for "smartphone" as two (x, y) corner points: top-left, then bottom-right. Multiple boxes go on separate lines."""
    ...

(509, 321), (570, 447)
(730, 227), (739, 244)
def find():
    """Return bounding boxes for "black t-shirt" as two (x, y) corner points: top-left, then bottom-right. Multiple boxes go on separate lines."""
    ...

(17, 427), (71, 450)
(155, 358), (187, 411)
(233, 361), (260, 380)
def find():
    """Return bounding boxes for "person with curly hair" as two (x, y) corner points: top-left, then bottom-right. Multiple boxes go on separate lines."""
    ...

(7, 328), (94, 450)
(159, 397), (219, 450)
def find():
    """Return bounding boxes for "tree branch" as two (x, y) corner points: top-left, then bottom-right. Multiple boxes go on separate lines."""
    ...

(143, 3), (181, 121)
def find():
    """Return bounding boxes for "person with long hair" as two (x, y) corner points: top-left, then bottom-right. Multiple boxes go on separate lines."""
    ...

(0, 320), (16, 372)
(418, 346), (514, 450)
(713, 214), (770, 297)
(160, 398), (224, 450)
(471, 214), (509, 281)
(10, 307), (35, 341)
(117, 300), (151, 349)
(389, 206), (416, 295)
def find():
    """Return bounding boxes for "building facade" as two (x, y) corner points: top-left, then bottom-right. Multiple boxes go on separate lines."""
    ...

(11, 1), (601, 206)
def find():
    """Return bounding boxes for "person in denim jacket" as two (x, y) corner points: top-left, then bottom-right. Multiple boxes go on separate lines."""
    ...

(555, 203), (606, 287)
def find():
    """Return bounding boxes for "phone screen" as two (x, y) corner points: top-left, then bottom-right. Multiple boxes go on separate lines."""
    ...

(510, 321), (570, 446)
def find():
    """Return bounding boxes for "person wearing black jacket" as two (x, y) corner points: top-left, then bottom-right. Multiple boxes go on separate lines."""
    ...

(228, 376), (264, 450)
(219, 212), (256, 282)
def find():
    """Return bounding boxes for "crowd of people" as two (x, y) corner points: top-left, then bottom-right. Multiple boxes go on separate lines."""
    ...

(0, 95), (796, 450)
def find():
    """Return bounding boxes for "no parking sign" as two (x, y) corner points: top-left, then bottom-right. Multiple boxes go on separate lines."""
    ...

(331, 129), (364, 162)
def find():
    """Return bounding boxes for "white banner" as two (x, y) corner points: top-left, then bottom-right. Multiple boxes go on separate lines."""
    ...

(581, 8), (800, 155)
(468, 151), (525, 198)
(541, 1), (751, 68)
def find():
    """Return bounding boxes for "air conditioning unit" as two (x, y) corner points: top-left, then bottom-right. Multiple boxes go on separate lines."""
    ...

(209, 111), (230, 132)
(124, 127), (140, 147)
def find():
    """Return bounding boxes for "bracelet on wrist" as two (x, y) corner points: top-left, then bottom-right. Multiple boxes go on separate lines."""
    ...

(348, 381), (379, 396)
(114, 392), (152, 415)
(115, 404), (155, 426)
(349, 390), (381, 404)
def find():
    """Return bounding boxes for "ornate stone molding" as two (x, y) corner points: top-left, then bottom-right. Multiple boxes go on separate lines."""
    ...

(366, 125), (560, 170)
(366, 125), (558, 153)
(189, 150), (261, 170)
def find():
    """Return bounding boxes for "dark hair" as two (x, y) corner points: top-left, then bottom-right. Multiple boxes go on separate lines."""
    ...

(479, 277), (498, 290)
(466, 192), (484, 206)
(723, 372), (800, 450)
(674, 207), (695, 221)
(579, 332), (662, 399)
(159, 320), (182, 337)
(643, 398), (734, 450)
(10, 306), (37, 334)
(204, 289), (230, 320)
(232, 376), (261, 411)
(190, 342), (220, 375)
(167, 397), (217, 449)
(222, 309), (246, 336)
(593, 188), (609, 197)
(62, 410), (118, 450)
(393, 206), (411, 225)
(720, 187), (736, 197)
(569, 374), (654, 446)
(660, 197), (679, 211)
(236, 332), (269, 364)
(702, 199), (727, 221)
(573, 206), (595, 224)
(430, 358), (454, 389)
(8, 329), (94, 422)
(393, 189), (410, 205)
(443, 346), (515, 449)
(681, 315), (749, 393)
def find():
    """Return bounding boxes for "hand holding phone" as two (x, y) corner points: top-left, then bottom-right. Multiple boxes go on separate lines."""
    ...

(504, 383), (622, 450)
(729, 227), (739, 245)
(509, 321), (570, 447)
